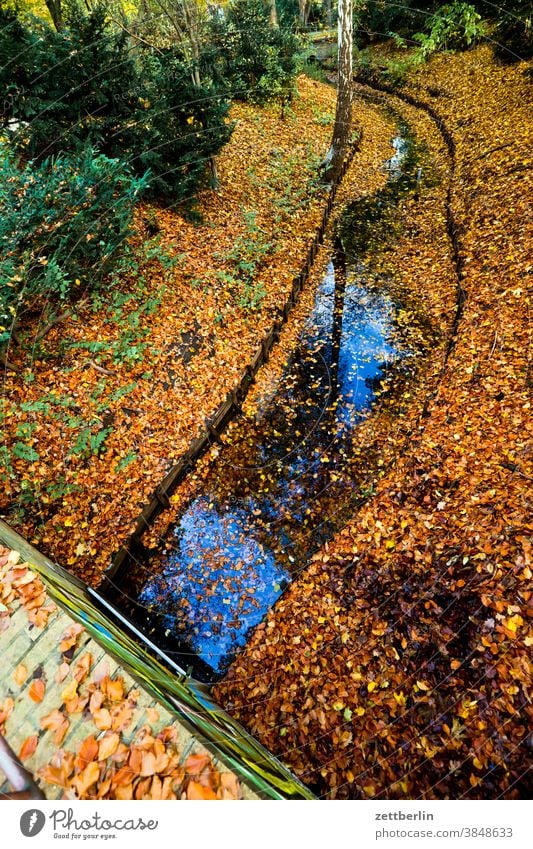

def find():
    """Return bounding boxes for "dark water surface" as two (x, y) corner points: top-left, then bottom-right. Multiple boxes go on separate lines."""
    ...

(113, 127), (431, 681)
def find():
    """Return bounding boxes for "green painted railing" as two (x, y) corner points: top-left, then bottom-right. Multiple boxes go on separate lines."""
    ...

(0, 519), (315, 800)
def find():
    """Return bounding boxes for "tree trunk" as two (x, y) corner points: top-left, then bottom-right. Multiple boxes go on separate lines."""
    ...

(322, 0), (353, 184)
(325, 0), (333, 28)
(45, 0), (63, 31)
(298, 0), (310, 28)
(269, 0), (278, 27)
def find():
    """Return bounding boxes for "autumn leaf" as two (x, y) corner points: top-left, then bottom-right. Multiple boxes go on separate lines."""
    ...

(92, 708), (112, 731)
(73, 761), (100, 797)
(19, 735), (39, 761)
(40, 709), (69, 745)
(56, 662), (70, 683)
(75, 735), (98, 771)
(186, 781), (218, 800)
(98, 733), (120, 761)
(102, 676), (124, 702)
(14, 664), (27, 686)
(28, 678), (45, 703)
(73, 652), (92, 684)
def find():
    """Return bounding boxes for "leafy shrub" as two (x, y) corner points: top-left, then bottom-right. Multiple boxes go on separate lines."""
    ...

(0, 5), (232, 198)
(205, 0), (300, 106)
(0, 146), (146, 346)
(412, 2), (485, 61)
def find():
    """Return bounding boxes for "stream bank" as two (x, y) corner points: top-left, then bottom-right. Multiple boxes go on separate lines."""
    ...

(214, 48), (532, 800)
(103, 111), (454, 683)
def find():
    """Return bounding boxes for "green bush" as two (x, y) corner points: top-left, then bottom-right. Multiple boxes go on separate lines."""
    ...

(412, 2), (485, 61)
(0, 146), (146, 347)
(205, 0), (300, 106)
(0, 5), (232, 198)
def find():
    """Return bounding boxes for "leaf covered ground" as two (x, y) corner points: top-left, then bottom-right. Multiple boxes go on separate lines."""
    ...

(1, 76), (396, 585)
(214, 48), (532, 799)
(1, 49), (531, 802)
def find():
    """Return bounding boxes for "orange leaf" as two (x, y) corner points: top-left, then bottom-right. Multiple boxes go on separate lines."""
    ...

(185, 753), (212, 777)
(111, 765), (135, 787)
(40, 709), (69, 745)
(75, 735), (98, 771)
(98, 733), (120, 761)
(73, 761), (100, 797)
(220, 773), (240, 800)
(93, 708), (112, 731)
(39, 763), (70, 788)
(146, 707), (160, 725)
(140, 751), (157, 777)
(29, 678), (45, 703)
(0, 696), (14, 725)
(19, 735), (38, 761)
(110, 704), (133, 732)
(186, 781), (218, 800)
(102, 676), (124, 702)
(73, 652), (92, 684)
(114, 783), (133, 800)
(61, 678), (78, 703)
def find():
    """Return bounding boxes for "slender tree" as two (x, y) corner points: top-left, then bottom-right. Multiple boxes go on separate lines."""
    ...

(268, 0), (278, 27)
(322, 0), (352, 183)
(44, 0), (63, 30)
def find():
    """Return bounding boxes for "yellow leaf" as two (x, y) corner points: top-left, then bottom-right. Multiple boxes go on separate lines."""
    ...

(14, 663), (27, 686)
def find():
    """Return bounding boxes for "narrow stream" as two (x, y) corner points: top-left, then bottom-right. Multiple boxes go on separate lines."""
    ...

(110, 124), (434, 682)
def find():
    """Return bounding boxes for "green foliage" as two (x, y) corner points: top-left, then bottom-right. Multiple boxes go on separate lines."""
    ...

(412, 2), (485, 61)
(206, 0), (300, 106)
(218, 210), (274, 311)
(0, 145), (145, 347)
(0, 5), (232, 198)
(354, 0), (438, 46)
(70, 424), (111, 459)
(12, 442), (40, 463)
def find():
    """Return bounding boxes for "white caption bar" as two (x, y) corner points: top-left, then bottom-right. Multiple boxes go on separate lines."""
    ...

(3, 799), (531, 849)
